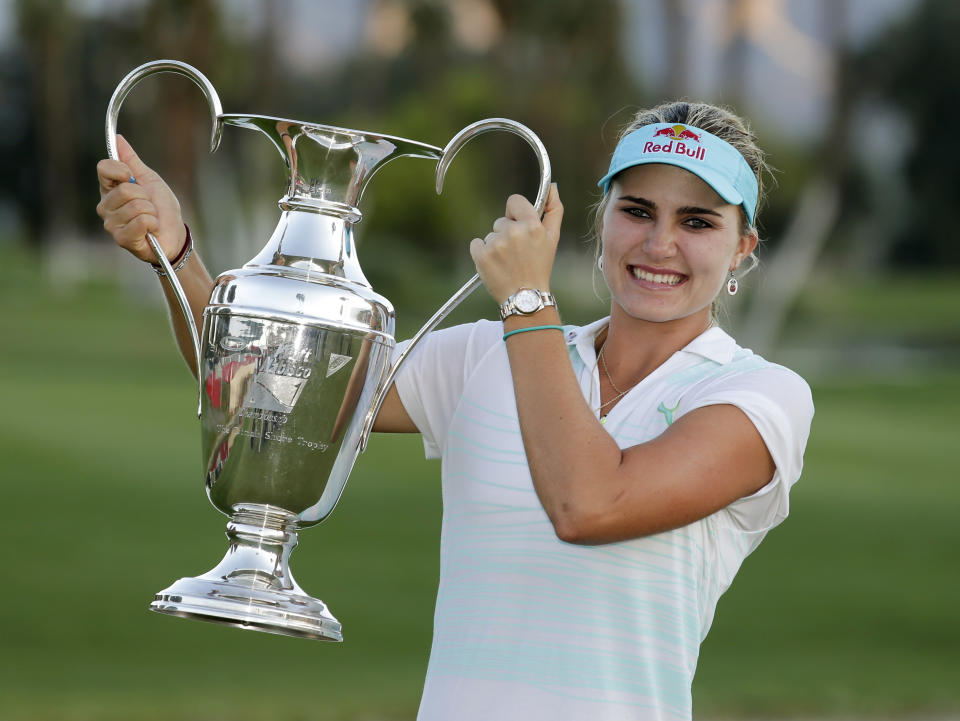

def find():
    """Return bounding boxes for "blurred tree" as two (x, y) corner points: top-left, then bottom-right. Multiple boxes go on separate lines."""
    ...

(737, 0), (852, 353)
(721, 0), (749, 108)
(305, 0), (643, 310)
(856, 0), (960, 267)
(140, 0), (223, 222)
(15, 0), (78, 245)
(7, 0), (234, 248)
(5, 0), (644, 315)
(0, 34), (36, 245)
(659, 0), (689, 97)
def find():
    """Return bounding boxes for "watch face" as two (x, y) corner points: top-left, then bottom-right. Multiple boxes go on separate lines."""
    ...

(515, 289), (541, 313)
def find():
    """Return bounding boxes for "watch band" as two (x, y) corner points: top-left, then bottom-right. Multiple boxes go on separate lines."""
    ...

(498, 288), (556, 320)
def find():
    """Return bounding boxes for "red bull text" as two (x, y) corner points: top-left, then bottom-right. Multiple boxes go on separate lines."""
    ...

(642, 139), (706, 161)
(642, 125), (707, 161)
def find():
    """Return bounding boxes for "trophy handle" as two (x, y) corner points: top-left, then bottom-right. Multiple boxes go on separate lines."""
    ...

(359, 118), (552, 451)
(105, 60), (224, 394)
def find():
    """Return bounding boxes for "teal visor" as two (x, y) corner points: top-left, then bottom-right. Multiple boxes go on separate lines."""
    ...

(597, 123), (759, 225)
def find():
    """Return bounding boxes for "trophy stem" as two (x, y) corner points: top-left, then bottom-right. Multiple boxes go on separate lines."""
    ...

(150, 503), (342, 641)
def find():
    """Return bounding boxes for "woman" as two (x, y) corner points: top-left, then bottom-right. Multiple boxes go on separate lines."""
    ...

(97, 101), (813, 721)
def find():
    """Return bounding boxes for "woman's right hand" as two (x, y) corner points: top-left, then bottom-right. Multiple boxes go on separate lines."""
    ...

(96, 134), (186, 263)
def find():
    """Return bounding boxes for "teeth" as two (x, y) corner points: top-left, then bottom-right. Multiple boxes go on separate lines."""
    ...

(631, 267), (683, 285)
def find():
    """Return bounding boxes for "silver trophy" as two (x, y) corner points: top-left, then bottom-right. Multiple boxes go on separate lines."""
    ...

(106, 60), (550, 641)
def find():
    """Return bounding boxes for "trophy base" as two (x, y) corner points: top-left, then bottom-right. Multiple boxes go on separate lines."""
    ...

(149, 503), (342, 641)
(150, 576), (342, 641)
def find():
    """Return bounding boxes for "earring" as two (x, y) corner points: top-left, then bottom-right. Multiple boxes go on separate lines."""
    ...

(597, 255), (604, 272)
(726, 271), (738, 296)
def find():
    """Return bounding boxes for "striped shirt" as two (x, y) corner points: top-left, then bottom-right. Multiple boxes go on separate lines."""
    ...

(394, 318), (813, 721)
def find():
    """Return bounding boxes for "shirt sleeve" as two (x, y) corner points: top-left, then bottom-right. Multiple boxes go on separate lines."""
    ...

(685, 364), (814, 534)
(391, 319), (503, 459)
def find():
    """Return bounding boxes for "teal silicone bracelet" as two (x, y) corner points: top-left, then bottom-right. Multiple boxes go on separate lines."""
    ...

(502, 325), (565, 341)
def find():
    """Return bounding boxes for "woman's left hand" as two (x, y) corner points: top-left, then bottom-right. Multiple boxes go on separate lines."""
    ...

(470, 183), (563, 304)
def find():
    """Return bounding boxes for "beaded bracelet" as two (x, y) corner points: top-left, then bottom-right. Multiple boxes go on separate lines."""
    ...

(151, 224), (193, 278)
(502, 325), (565, 341)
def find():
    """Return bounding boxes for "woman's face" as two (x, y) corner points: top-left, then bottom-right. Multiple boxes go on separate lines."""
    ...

(600, 163), (756, 328)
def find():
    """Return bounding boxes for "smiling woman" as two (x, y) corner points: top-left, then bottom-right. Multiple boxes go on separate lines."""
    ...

(374, 101), (812, 721)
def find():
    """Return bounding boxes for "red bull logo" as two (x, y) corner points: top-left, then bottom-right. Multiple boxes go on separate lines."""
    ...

(643, 124), (706, 161)
(652, 124), (702, 142)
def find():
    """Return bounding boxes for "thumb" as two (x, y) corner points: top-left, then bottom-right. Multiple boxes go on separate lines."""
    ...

(541, 183), (564, 241)
(116, 135), (156, 181)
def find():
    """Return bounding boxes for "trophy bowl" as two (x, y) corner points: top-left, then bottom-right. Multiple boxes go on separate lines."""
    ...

(151, 271), (398, 641)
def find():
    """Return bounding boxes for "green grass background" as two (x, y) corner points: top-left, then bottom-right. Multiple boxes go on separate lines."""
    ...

(1, 257), (958, 720)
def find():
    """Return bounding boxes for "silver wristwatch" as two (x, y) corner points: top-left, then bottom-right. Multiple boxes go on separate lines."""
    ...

(499, 288), (556, 320)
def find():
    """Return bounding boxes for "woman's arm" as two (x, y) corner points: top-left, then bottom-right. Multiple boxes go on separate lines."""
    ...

(473, 188), (775, 544)
(372, 385), (418, 433)
(97, 136), (214, 377)
(508, 322), (773, 543)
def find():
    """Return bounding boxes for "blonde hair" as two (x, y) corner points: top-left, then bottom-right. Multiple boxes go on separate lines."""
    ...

(592, 101), (771, 316)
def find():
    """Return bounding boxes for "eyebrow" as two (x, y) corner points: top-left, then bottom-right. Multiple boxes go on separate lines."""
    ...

(618, 195), (723, 218)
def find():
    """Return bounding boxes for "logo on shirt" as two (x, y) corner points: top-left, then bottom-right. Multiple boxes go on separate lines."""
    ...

(657, 400), (680, 426)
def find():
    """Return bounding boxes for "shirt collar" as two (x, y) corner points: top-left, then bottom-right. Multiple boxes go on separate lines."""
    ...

(565, 317), (609, 367)
(681, 326), (738, 364)
(565, 318), (738, 366)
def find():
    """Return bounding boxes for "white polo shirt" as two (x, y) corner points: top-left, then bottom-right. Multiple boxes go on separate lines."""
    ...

(393, 318), (813, 721)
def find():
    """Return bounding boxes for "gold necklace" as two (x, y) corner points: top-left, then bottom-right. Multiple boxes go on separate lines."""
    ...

(596, 341), (635, 420)
(599, 342), (627, 395)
